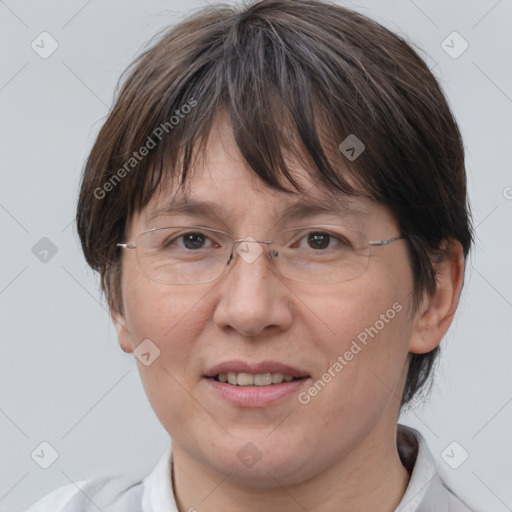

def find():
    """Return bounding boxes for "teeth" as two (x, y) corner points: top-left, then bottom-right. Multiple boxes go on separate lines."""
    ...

(216, 372), (298, 386)
(254, 373), (272, 386)
(271, 372), (284, 383)
(237, 373), (254, 386)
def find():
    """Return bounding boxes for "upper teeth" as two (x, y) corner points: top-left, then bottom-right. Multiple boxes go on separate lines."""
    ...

(216, 372), (296, 386)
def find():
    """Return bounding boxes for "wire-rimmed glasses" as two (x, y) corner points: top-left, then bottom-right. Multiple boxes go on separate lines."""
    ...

(116, 225), (406, 285)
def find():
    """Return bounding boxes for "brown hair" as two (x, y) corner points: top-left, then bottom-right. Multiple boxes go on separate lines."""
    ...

(76, 0), (474, 408)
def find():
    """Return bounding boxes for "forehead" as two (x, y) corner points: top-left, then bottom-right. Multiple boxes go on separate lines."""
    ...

(185, 113), (351, 186)
(130, 112), (384, 233)
(144, 184), (370, 225)
(126, 165), (398, 243)
(130, 179), (380, 244)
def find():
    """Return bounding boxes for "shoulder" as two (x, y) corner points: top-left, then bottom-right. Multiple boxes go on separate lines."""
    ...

(24, 443), (174, 512)
(396, 424), (476, 512)
(24, 480), (86, 512)
(419, 475), (475, 512)
(24, 475), (144, 512)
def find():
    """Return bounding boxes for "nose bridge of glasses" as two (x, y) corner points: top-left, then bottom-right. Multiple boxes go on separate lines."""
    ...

(229, 236), (274, 266)
(232, 237), (273, 245)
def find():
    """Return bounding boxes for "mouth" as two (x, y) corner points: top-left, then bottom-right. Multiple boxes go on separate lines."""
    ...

(210, 372), (305, 386)
(204, 360), (309, 382)
(203, 360), (310, 406)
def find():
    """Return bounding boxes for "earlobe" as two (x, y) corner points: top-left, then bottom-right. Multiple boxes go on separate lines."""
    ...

(408, 240), (465, 355)
(111, 308), (133, 354)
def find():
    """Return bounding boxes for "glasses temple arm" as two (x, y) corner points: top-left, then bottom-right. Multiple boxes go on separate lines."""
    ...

(368, 235), (406, 247)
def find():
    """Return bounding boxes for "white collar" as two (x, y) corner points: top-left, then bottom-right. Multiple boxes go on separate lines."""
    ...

(141, 441), (176, 512)
(394, 425), (437, 511)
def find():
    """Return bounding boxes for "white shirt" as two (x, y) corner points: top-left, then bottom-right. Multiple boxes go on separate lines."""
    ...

(23, 425), (474, 511)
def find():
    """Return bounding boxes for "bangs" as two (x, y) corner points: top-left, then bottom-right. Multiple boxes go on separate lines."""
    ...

(103, 6), (398, 225)
(88, 1), (457, 250)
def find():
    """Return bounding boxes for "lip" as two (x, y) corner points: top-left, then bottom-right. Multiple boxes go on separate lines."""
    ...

(204, 360), (309, 378)
(204, 377), (309, 407)
(203, 359), (310, 408)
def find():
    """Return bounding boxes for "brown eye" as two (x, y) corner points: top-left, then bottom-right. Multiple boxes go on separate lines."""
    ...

(181, 232), (207, 250)
(307, 232), (331, 250)
(162, 231), (216, 251)
(294, 230), (349, 251)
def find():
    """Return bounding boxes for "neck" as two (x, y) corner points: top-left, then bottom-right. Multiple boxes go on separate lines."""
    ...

(171, 423), (411, 512)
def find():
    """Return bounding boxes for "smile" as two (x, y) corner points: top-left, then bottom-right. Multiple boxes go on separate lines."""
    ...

(214, 372), (299, 386)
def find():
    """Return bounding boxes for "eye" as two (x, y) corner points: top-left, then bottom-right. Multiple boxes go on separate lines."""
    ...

(164, 231), (220, 250)
(293, 230), (350, 251)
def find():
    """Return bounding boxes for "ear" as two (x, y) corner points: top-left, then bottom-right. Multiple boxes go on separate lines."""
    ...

(103, 267), (134, 354)
(111, 305), (134, 354)
(408, 239), (465, 354)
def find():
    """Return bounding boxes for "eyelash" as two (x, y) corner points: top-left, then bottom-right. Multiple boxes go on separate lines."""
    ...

(166, 230), (348, 251)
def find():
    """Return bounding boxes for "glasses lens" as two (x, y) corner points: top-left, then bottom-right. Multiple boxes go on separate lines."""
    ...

(136, 227), (230, 284)
(133, 225), (371, 285)
(271, 225), (370, 284)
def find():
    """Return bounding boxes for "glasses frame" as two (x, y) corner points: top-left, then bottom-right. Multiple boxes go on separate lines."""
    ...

(116, 225), (406, 285)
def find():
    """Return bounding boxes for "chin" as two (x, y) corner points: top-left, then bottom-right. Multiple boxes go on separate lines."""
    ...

(201, 438), (316, 488)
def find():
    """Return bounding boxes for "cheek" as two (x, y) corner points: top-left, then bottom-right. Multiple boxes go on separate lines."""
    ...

(308, 268), (413, 413)
(123, 269), (195, 338)
(121, 267), (213, 376)
(314, 262), (410, 348)
(120, 274), (214, 437)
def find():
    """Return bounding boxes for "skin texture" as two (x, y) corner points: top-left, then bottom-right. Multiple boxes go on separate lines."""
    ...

(113, 114), (465, 511)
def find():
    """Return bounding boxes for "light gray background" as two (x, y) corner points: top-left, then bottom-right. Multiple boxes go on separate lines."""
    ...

(0, 1), (511, 511)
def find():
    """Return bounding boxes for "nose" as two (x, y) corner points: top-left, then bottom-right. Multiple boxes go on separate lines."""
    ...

(212, 238), (293, 337)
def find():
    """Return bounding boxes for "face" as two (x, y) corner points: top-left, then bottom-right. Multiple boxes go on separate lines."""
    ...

(114, 114), (420, 487)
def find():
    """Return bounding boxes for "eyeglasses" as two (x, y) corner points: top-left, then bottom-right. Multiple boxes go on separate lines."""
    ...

(116, 225), (405, 285)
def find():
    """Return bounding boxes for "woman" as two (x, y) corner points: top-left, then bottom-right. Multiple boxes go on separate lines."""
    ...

(26, 0), (475, 510)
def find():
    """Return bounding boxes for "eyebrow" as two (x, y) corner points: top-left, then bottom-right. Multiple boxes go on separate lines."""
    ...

(146, 195), (369, 225)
